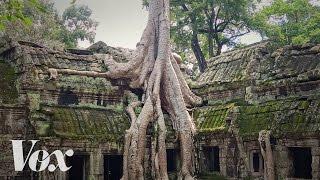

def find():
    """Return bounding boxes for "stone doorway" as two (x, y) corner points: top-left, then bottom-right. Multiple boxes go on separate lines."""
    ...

(66, 154), (89, 180)
(104, 155), (123, 180)
(289, 147), (312, 179)
(167, 149), (180, 173)
(203, 146), (220, 172)
(250, 150), (264, 175)
(252, 152), (261, 172)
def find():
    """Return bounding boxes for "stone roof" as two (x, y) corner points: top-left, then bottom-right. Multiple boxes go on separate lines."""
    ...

(33, 105), (129, 142)
(1, 39), (320, 140)
(197, 42), (320, 87)
(197, 41), (269, 85)
(0, 39), (129, 105)
(194, 42), (320, 105)
(193, 42), (320, 138)
(237, 98), (320, 138)
(0, 39), (131, 140)
(193, 103), (235, 133)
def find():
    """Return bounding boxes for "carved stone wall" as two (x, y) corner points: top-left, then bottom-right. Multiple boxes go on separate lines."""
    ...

(0, 39), (319, 179)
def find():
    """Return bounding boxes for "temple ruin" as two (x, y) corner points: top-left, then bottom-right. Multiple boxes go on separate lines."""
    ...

(0, 38), (320, 179)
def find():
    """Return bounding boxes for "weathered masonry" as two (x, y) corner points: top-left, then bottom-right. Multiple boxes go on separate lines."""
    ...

(0, 38), (320, 179)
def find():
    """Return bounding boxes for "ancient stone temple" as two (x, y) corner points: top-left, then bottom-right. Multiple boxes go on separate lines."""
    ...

(0, 38), (319, 180)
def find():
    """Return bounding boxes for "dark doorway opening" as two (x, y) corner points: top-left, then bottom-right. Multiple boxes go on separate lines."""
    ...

(289, 147), (312, 179)
(203, 146), (220, 172)
(66, 155), (89, 180)
(167, 149), (179, 172)
(58, 86), (79, 106)
(104, 155), (123, 180)
(252, 152), (260, 172)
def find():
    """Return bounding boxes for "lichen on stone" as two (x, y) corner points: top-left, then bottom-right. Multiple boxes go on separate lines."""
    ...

(0, 60), (18, 104)
(236, 99), (320, 138)
(37, 105), (130, 142)
(193, 103), (235, 133)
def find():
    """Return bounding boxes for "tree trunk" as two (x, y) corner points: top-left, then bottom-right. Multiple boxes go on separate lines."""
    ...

(229, 117), (251, 178)
(191, 33), (207, 73)
(208, 33), (214, 58)
(259, 130), (275, 180)
(49, 0), (202, 179)
(216, 43), (222, 56)
(208, 12), (214, 58)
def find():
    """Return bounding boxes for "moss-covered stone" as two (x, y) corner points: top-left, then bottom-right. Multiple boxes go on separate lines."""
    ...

(193, 104), (234, 133)
(35, 121), (51, 136)
(198, 173), (227, 180)
(56, 75), (116, 94)
(27, 93), (41, 111)
(236, 99), (320, 138)
(0, 61), (18, 104)
(39, 105), (130, 142)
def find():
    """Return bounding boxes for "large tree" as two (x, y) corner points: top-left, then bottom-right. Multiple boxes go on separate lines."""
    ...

(251, 0), (320, 46)
(60, 4), (98, 48)
(1, 0), (98, 48)
(170, 0), (252, 72)
(1, 0), (64, 48)
(50, 0), (202, 179)
(0, 0), (42, 30)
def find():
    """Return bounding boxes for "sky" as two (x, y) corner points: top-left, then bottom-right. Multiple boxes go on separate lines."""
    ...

(54, 0), (149, 48)
(53, 0), (262, 49)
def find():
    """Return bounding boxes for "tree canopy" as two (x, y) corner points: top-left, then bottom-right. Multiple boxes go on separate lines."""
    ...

(0, 0), (97, 48)
(169, 0), (253, 72)
(61, 4), (98, 48)
(0, 0), (37, 30)
(251, 0), (320, 46)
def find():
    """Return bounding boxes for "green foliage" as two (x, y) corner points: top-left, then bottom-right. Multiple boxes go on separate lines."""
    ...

(1, 0), (98, 48)
(251, 0), (320, 46)
(0, 0), (41, 30)
(170, 0), (253, 58)
(2, 0), (64, 48)
(61, 5), (98, 48)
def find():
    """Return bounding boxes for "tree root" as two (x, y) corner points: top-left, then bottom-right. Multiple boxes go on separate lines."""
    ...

(48, 0), (201, 179)
(258, 130), (275, 180)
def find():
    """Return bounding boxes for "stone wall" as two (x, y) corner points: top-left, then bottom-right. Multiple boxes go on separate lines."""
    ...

(0, 40), (130, 179)
(194, 42), (320, 179)
(0, 39), (319, 179)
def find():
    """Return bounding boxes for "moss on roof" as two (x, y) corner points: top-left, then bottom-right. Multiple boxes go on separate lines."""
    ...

(37, 106), (129, 142)
(197, 42), (268, 86)
(236, 99), (320, 138)
(56, 75), (117, 94)
(193, 104), (234, 133)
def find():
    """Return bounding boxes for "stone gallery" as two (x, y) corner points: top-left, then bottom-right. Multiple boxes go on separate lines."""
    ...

(1, 37), (320, 179)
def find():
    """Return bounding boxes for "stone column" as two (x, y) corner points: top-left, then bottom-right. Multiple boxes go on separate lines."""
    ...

(55, 170), (67, 180)
(89, 148), (104, 180)
(311, 147), (320, 179)
(275, 145), (290, 179)
(220, 145), (228, 176)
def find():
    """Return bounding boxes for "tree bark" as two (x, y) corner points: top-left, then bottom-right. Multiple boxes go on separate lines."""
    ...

(181, 4), (207, 73)
(258, 130), (275, 180)
(216, 43), (222, 56)
(208, 6), (214, 58)
(208, 33), (214, 58)
(229, 117), (251, 178)
(49, 0), (202, 179)
(191, 33), (207, 73)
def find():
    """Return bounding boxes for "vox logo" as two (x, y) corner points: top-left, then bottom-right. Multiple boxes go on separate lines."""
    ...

(11, 140), (74, 172)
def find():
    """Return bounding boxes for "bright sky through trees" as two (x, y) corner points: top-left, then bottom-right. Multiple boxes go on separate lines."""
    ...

(54, 0), (262, 49)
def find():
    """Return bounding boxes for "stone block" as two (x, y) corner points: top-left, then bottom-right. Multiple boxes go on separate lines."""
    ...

(312, 147), (320, 156)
